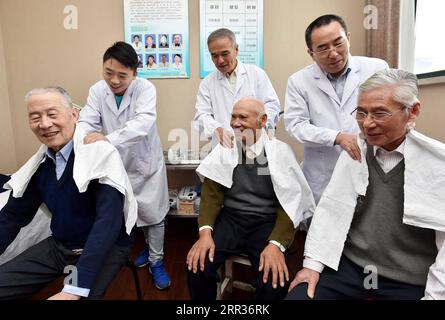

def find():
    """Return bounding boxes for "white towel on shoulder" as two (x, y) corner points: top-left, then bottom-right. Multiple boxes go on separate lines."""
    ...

(0, 127), (137, 264)
(196, 130), (315, 228)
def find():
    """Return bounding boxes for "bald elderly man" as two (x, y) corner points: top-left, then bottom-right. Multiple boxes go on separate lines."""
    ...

(187, 98), (315, 300)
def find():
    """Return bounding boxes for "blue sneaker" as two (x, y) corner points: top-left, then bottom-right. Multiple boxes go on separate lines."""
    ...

(149, 260), (171, 290)
(134, 247), (149, 267)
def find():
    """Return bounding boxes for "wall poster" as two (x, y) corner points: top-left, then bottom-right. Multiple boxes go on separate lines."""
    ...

(124, 0), (190, 79)
(199, 0), (264, 78)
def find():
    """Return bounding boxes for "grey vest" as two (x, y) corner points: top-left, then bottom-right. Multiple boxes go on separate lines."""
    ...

(223, 145), (278, 216)
(343, 146), (437, 286)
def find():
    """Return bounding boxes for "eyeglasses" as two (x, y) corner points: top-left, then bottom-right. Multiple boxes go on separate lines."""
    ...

(351, 106), (407, 122)
(312, 39), (348, 58)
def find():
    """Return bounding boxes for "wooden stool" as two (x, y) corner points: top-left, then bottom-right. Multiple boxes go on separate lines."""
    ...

(217, 254), (256, 299)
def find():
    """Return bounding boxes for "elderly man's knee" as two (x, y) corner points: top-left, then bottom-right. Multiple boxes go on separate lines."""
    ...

(255, 273), (290, 300)
(285, 283), (312, 300)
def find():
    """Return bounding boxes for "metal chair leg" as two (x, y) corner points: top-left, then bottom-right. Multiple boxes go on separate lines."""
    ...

(126, 258), (143, 300)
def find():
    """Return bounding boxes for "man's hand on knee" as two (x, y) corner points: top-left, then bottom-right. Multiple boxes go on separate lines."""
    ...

(288, 267), (320, 299)
(259, 244), (289, 289)
(186, 229), (215, 273)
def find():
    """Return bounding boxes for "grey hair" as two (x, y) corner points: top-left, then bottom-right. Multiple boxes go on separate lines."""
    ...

(359, 69), (420, 109)
(207, 28), (238, 49)
(25, 86), (73, 109)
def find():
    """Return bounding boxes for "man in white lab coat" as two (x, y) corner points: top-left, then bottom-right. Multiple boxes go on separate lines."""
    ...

(286, 69), (443, 300)
(284, 14), (388, 203)
(77, 42), (171, 290)
(193, 28), (281, 148)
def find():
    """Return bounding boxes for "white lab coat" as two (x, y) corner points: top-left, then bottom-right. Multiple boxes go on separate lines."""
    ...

(195, 131), (315, 228)
(193, 61), (281, 144)
(284, 56), (388, 202)
(78, 78), (169, 227)
(304, 130), (445, 299)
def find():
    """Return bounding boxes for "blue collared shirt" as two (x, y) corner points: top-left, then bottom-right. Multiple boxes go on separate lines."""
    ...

(325, 61), (351, 102)
(45, 140), (74, 180)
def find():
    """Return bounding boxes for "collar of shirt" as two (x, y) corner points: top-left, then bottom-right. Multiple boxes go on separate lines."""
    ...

(243, 131), (266, 160)
(45, 140), (74, 180)
(225, 61), (239, 89)
(225, 60), (239, 77)
(322, 59), (351, 101)
(114, 94), (123, 109)
(373, 140), (406, 173)
(45, 140), (74, 164)
(373, 140), (406, 158)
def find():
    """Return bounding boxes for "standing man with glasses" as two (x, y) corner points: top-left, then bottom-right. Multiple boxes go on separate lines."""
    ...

(284, 14), (388, 203)
(287, 69), (445, 300)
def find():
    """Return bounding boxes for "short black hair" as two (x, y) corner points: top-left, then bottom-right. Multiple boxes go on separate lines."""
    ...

(103, 41), (138, 72)
(305, 14), (348, 50)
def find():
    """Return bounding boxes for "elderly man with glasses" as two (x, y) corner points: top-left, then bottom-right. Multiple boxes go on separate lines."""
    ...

(284, 14), (388, 204)
(286, 69), (445, 300)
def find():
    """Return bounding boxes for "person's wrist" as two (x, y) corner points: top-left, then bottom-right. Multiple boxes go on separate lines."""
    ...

(334, 132), (342, 145)
(199, 228), (212, 238)
(214, 127), (223, 137)
(269, 240), (286, 252)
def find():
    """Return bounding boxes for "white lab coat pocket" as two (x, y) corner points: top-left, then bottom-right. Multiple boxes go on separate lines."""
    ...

(133, 146), (152, 177)
(303, 148), (326, 185)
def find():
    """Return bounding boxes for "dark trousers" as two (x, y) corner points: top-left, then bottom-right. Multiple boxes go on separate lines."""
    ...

(0, 174), (9, 193)
(0, 236), (132, 300)
(285, 255), (426, 300)
(188, 208), (289, 300)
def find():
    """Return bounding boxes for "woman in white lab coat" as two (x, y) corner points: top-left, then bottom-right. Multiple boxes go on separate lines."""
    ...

(77, 42), (171, 290)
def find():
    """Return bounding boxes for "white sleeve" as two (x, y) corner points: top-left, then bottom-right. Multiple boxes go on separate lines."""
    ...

(269, 240), (286, 253)
(423, 231), (445, 300)
(106, 82), (157, 149)
(199, 225), (213, 232)
(284, 76), (339, 147)
(302, 257), (325, 273)
(256, 69), (281, 130)
(193, 80), (222, 139)
(62, 284), (90, 298)
(77, 86), (104, 134)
